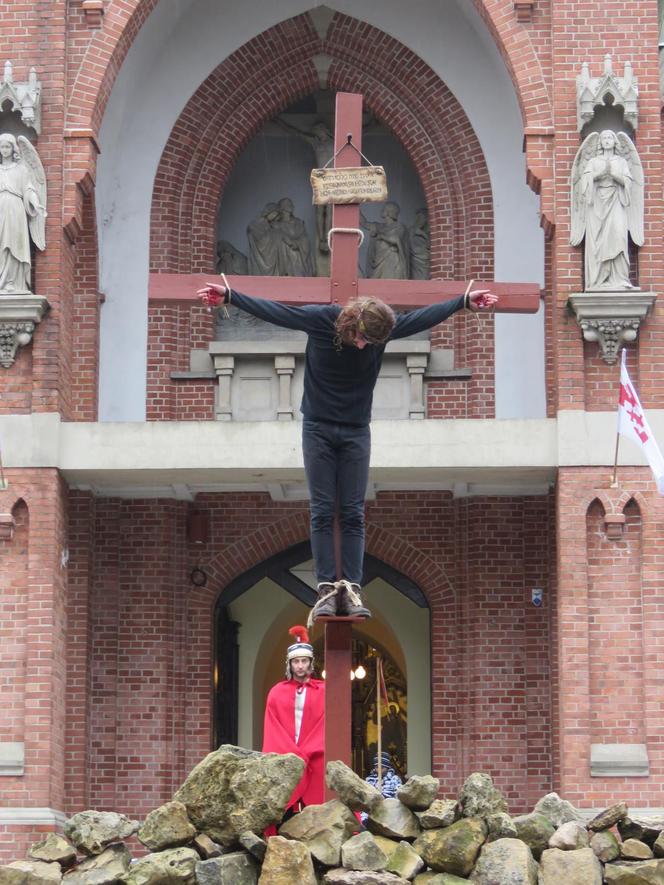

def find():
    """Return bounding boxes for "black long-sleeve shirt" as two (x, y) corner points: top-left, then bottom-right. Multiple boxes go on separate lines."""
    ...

(227, 289), (465, 426)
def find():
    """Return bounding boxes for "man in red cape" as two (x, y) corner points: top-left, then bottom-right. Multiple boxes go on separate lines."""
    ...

(262, 625), (325, 810)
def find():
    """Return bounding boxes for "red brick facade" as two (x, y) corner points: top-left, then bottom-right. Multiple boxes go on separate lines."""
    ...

(1, 0), (664, 859)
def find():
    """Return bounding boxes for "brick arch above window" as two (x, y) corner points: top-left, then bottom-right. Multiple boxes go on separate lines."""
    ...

(150, 12), (493, 280)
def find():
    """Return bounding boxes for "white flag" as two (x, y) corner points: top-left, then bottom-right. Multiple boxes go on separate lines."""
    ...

(617, 349), (664, 494)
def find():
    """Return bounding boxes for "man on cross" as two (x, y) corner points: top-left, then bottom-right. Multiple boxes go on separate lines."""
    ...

(198, 279), (497, 622)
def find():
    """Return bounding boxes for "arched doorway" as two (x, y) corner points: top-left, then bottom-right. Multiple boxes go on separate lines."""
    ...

(213, 541), (432, 775)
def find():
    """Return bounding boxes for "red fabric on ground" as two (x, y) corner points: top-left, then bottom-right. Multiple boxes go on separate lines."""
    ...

(262, 678), (325, 808)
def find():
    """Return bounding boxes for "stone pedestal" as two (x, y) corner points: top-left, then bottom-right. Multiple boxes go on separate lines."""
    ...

(0, 294), (50, 368)
(567, 291), (656, 364)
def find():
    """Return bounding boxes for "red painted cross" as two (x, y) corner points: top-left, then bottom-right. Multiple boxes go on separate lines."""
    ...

(148, 92), (541, 789)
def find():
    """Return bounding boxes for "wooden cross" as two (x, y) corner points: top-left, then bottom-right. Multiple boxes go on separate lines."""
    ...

(148, 92), (540, 792)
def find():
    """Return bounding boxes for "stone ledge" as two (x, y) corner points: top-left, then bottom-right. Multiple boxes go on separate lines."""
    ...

(568, 291), (656, 364)
(0, 807), (66, 827)
(0, 741), (24, 776)
(590, 743), (649, 777)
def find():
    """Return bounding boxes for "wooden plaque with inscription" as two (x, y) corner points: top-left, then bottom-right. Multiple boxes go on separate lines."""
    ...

(310, 166), (388, 205)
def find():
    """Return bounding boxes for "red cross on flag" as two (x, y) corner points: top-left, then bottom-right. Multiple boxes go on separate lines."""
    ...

(617, 349), (664, 494)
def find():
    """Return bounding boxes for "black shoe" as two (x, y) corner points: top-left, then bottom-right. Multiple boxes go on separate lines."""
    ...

(337, 581), (372, 618)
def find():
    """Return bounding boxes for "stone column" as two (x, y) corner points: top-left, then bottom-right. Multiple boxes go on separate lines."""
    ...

(407, 354), (428, 419)
(214, 355), (235, 421)
(275, 355), (295, 421)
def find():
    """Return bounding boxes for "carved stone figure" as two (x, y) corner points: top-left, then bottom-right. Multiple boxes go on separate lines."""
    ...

(216, 239), (248, 275)
(571, 130), (644, 291)
(362, 202), (409, 280)
(408, 208), (430, 280)
(247, 202), (280, 276)
(277, 118), (333, 273)
(0, 133), (46, 295)
(275, 197), (314, 277)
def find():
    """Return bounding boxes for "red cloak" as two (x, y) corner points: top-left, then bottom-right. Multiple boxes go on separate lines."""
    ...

(262, 677), (325, 808)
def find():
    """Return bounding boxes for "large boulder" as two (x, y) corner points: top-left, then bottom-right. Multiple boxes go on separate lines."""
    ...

(324, 872), (409, 885)
(469, 837), (538, 884)
(512, 812), (555, 860)
(28, 836), (76, 868)
(326, 761), (383, 813)
(64, 812), (139, 856)
(279, 800), (359, 866)
(416, 801), (458, 830)
(341, 832), (388, 871)
(458, 774), (507, 820)
(548, 820), (589, 850)
(413, 818), (486, 877)
(0, 862), (62, 885)
(119, 847), (198, 885)
(618, 817), (664, 848)
(195, 852), (258, 885)
(138, 801), (196, 851)
(533, 793), (583, 829)
(590, 830), (620, 863)
(604, 859), (664, 884)
(538, 847), (602, 885)
(238, 831), (267, 863)
(415, 876), (470, 885)
(192, 834), (222, 859)
(366, 800), (421, 841)
(259, 836), (316, 885)
(397, 777), (440, 812)
(385, 841), (425, 879)
(587, 802), (628, 832)
(485, 812), (517, 843)
(173, 745), (303, 848)
(62, 844), (131, 885)
(621, 840), (654, 861)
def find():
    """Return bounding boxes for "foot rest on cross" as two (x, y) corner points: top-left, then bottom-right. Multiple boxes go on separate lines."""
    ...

(318, 616), (365, 799)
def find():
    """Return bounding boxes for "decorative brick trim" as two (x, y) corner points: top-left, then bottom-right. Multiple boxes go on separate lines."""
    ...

(514, 0), (535, 23)
(81, 0), (105, 28)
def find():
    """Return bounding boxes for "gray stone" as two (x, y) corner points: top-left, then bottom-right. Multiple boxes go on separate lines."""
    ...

(195, 852), (258, 885)
(0, 862), (62, 885)
(590, 743), (649, 777)
(279, 800), (359, 866)
(458, 774), (507, 820)
(485, 812), (517, 843)
(533, 793), (583, 828)
(413, 818), (486, 877)
(239, 831), (267, 863)
(324, 872), (409, 885)
(414, 875), (469, 885)
(119, 847), (199, 885)
(619, 818), (664, 848)
(173, 745), (304, 848)
(538, 847), (602, 884)
(192, 834), (222, 859)
(548, 820), (589, 850)
(326, 760), (383, 813)
(604, 859), (664, 884)
(621, 839), (654, 861)
(397, 777), (440, 812)
(587, 802), (628, 832)
(590, 829), (620, 863)
(63, 844), (132, 885)
(28, 836), (76, 868)
(416, 801), (458, 830)
(367, 800), (421, 841)
(138, 801), (196, 851)
(259, 836), (316, 885)
(341, 832), (388, 871)
(385, 841), (425, 879)
(469, 837), (537, 884)
(64, 811), (139, 856)
(373, 837), (400, 860)
(512, 812), (555, 860)
(654, 831), (664, 858)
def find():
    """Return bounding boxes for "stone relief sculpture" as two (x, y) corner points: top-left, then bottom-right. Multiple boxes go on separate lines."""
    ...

(247, 202), (280, 276)
(274, 197), (314, 277)
(361, 202), (409, 280)
(408, 208), (430, 280)
(0, 133), (46, 295)
(570, 129), (644, 291)
(216, 239), (248, 275)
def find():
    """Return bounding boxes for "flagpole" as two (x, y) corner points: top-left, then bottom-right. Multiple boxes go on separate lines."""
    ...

(611, 349), (625, 488)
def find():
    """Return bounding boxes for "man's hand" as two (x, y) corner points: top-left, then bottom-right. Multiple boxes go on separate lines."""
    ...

(467, 288), (498, 311)
(196, 282), (227, 307)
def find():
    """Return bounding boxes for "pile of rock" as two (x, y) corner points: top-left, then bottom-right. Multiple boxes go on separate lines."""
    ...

(2, 744), (664, 884)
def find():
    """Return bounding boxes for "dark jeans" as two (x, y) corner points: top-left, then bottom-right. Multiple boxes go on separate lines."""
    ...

(302, 419), (371, 584)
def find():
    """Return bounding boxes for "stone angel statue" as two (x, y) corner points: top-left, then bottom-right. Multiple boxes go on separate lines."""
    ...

(570, 129), (643, 291)
(0, 133), (47, 295)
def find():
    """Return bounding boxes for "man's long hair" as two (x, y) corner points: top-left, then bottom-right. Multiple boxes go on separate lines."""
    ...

(334, 298), (396, 348)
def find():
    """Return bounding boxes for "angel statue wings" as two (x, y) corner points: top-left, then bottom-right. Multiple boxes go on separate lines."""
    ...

(570, 129), (643, 291)
(0, 133), (47, 295)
